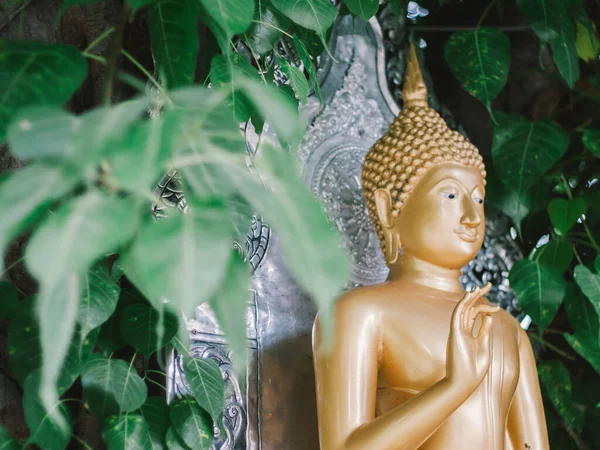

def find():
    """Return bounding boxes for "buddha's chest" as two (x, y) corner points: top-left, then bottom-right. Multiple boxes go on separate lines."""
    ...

(377, 305), (521, 395)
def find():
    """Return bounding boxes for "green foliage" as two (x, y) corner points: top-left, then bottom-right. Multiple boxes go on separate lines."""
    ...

(138, 397), (170, 450)
(548, 198), (587, 236)
(509, 259), (567, 333)
(183, 357), (225, 424)
(102, 414), (151, 450)
(582, 129), (600, 157)
(270, 0), (336, 39)
(120, 303), (179, 359)
(0, 425), (20, 450)
(0, 281), (19, 320)
(0, 41), (87, 140)
(539, 361), (585, 433)
(444, 27), (510, 114)
(342, 0), (379, 21)
(533, 239), (574, 274)
(169, 397), (213, 450)
(281, 58), (309, 104)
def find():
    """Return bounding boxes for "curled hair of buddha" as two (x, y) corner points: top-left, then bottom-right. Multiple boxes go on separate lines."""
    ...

(362, 43), (486, 263)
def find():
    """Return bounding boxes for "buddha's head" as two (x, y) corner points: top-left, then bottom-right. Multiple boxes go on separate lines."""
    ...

(362, 44), (486, 270)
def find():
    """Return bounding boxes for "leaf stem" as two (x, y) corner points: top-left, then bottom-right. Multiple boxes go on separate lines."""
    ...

(529, 333), (575, 360)
(103, 2), (131, 104)
(82, 52), (107, 65)
(84, 26), (116, 54)
(0, 255), (25, 278)
(120, 49), (163, 95)
(145, 376), (167, 392)
(572, 245), (585, 266)
(477, 0), (500, 27)
(72, 435), (94, 450)
(145, 368), (167, 377)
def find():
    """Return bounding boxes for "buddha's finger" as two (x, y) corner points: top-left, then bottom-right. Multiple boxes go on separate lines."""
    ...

(468, 304), (501, 331)
(460, 287), (485, 328)
(476, 314), (493, 344)
(453, 289), (476, 328)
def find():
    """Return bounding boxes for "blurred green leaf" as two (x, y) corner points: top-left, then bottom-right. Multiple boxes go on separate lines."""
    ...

(0, 40), (87, 141)
(492, 113), (569, 206)
(293, 35), (322, 102)
(169, 397), (213, 450)
(509, 259), (566, 332)
(582, 129), (600, 157)
(0, 281), (19, 320)
(234, 144), (350, 340)
(444, 28), (510, 113)
(197, 0), (254, 51)
(120, 302), (179, 359)
(97, 288), (147, 353)
(0, 425), (20, 450)
(270, 0), (336, 39)
(23, 370), (72, 450)
(8, 298), (41, 384)
(486, 169), (531, 233)
(342, 0), (379, 21)
(207, 252), (250, 372)
(81, 355), (148, 417)
(548, 197), (586, 236)
(102, 414), (151, 450)
(148, 0), (198, 89)
(245, 4), (290, 57)
(280, 58), (309, 104)
(539, 360), (585, 433)
(6, 107), (81, 160)
(533, 239), (574, 273)
(209, 54), (261, 122)
(0, 164), (80, 270)
(166, 427), (191, 450)
(121, 206), (233, 317)
(515, 0), (567, 45)
(138, 397), (170, 450)
(78, 264), (120, 342)
(574, 265), (600, 335)
(575, 21), (600, 62)
(183, 357), (225, 424)
(127, 0), (157, 13)
(25, 191), (139, 417)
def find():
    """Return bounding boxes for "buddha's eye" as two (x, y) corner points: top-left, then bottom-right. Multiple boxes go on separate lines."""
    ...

(474, 197), (484, 204)
(441, 192), (456, 199)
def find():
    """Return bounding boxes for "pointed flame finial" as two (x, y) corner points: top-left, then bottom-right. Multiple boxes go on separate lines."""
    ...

(402, 43), (428, 108)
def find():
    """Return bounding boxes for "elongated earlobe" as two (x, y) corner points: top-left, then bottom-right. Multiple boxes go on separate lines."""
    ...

(384, 231), (400, 264)
(374, 188), (401, 264)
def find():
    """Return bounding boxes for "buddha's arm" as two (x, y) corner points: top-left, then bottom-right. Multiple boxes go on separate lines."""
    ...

(507, 328), (550, 450)
(313, 290), (494, 450)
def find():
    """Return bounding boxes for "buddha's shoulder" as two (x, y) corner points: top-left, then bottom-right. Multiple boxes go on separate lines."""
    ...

(332, 282), (408, 315)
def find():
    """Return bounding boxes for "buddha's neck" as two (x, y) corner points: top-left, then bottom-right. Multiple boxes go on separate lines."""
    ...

(387, 253), (464, 294)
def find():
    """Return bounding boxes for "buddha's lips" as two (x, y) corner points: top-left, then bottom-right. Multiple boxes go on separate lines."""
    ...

(454, 229), (478, 242)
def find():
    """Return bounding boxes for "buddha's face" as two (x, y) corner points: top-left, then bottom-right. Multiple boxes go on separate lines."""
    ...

(386, 163), (485, 270)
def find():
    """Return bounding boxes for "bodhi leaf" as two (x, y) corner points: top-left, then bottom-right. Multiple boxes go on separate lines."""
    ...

(539, 360), (585, 433)
(166, 427), (191, 450)
(148, 0), (198, 89)
(97, 288), (147, 353)
(78, 264), (120, 342)
(138, 397), (170, 450)
(550, 14), (579, 89)
(81, 355), (147, 417)
(183, 357), (225, 424)
(120, 302), (179, 359)
(103, 414), (151, 450)
(208, 252), (250, 372)
(486, 169), (530, 233)
(564, 332), (600, 375)
(9, 297), (43, 385)
(573, 265), (600, 333)
(25, 191), (139, 417)
(564, 283), (599, 338)
(533, 239), (574, 273)
(209, 54), (261, 122)
(0, 425), (20, 450)
(515, 0), (567, 45)
(492, 113), (569, 200)
(280, 58), (309, 104)
(245, 4), (290, 57)
(509, 259), (566, 332)
(0, 281), (19, 320)
(293, 35), (322, 102)
(169, 397), (213, 450)
(121, 205), (233, 317)
(342, 0), (379, 21)
(270, 0), (336, 39)
(444, 28), (510, 114)
(6, 106), (81, 160)
(23, 371), (72, 450)
(197, 0), (254, 49)
(547, 197), (586, 236)
(575, 21), (600, 62)
(582, 129), (600, 157)
(0, 164), (80, 270)
(0, 40), (87, 141)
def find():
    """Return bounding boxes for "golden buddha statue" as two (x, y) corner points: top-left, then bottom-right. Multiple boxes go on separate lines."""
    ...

(312, 44), (549, 450)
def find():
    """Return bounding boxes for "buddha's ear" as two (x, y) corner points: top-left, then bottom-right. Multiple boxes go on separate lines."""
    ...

(374, 189), (400, 264)
(374, 188), (393, 228)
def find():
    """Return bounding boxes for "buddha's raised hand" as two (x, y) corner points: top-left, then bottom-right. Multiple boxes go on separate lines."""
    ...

(445, 283), (500, 394)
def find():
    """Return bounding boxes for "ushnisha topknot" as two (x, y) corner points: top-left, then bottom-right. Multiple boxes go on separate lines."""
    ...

(362, 43), (486, 261)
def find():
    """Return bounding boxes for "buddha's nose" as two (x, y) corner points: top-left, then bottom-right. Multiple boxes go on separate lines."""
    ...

(460, 199), (482, 228)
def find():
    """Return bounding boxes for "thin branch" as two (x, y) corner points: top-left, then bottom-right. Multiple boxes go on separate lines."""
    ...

(84, 26), (116, 54)
(409, 24), (531, 33)
(82, 52), (106, 65)
(477, 0), (500, 27)
(529, 333), (575, 360)
(0, 0), (31, 34)
(103, 3), (131, 104)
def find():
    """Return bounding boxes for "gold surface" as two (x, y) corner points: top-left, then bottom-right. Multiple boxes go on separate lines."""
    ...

(312, 44), (549, 450)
